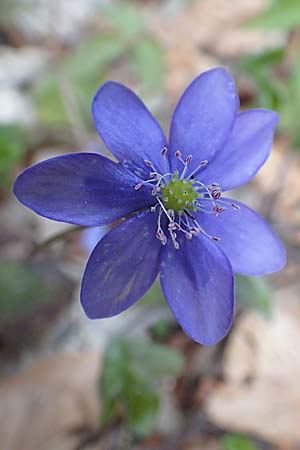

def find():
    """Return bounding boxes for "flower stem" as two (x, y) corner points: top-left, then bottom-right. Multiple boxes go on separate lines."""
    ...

(28, 225), (85, 258)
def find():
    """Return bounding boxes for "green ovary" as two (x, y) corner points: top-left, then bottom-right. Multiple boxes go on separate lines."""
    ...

(160, 171), (199, 214)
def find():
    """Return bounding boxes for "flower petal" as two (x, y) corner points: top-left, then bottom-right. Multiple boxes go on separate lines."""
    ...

(14, 153), (154, 226)
(168, 67), (239, 173)
(197, 199), (286, 275)
(200, 109), (279, 191)
(92, 81), (168, 177)
(81, 209), (161, 318)
(160, 233), (234, 345)
(80, 225), (109, 254)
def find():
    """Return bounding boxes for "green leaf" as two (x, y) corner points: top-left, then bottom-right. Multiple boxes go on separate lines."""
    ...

(34, 34), (125, 126)
(0, 125), (26, 185)
(150, 320), (172, 340)
(100, 338), (184, 435)
(236, 275), (273, 318)
(239, 49), (300, 147)
(124, 376), (159, 436)
(63, 35), (126, 80)
(100, 339), (128, 425)
(239, 48), (285, 73)
(34, 74), (67, 126)
(0, 261), (65, 327)
(248, 0), (300, 30)
(104, 2), (144, 35)
(131, 36), (164, 90)
(278, 58), (300, 147)
(222, 433), (258, 450)
(100, 340), (127, 400)
(139, 280), (166, 306)
(239, 48), (285, 110)
(127, 340), (184, 382)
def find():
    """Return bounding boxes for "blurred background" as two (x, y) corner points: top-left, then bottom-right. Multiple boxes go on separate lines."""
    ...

(0, 0), (300, 449)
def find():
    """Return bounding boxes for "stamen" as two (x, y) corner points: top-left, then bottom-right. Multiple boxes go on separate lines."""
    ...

(168, 209), (175, 222)
(143, 159), (160, 177)
(156, 208), (167, 245)
(135, 150), (229, 248)
(195, 181), (219, 211)
(169, 227), (180, 249)
(194, 205), (216, 215)
(156, 196), (174, 223)
(183, 209), (196, 220)
(162, 147), (169, 175)
(193, 219), (221, 242)
(187, 160), (208, 179)
(174, 150), (191, 180)
(213, 205), (226, 215)
(208, 183), (222, 199)
(191, 227), (200, 235)
(180, 154), (192, 180)
(144, 159), (154, 168)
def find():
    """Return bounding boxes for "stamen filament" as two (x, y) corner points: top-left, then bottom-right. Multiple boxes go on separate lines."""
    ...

(156, 196), (174, 223)
(187, 160), (208, 179)
(135, 151), (227, 247)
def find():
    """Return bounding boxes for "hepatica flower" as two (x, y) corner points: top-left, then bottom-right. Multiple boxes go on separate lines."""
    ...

(14, 68), (286, 345)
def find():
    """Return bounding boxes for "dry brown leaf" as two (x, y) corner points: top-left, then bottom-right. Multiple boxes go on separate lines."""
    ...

(184, 437), (221, 450)
(255, 144), (300, 231)
(0, 353), (101, 450)
(150, 0), (283, 99)
(205, 285), (300, 446)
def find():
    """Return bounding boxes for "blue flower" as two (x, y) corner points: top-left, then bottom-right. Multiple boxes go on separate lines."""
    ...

(80, 225), (109, 254)
(14, 68), (286, 345)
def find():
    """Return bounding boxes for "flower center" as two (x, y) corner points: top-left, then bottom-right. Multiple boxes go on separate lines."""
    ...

(133, 147), (240, 249)
(160, 170), (199, 214)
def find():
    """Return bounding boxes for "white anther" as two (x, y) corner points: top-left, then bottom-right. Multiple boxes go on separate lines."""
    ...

(191, 227), (200, 236)
(168, 209), (175, 221)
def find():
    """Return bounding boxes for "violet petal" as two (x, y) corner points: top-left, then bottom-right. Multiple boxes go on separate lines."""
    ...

(81, 209), (161, 318)
(169, 67), (239, 174)
(201, 109), (279, 191)
(14, 153), (154, 226)
(160, 233), (234, 345)
(196, 199), (286, 275)
(92, 81), (168, 178)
